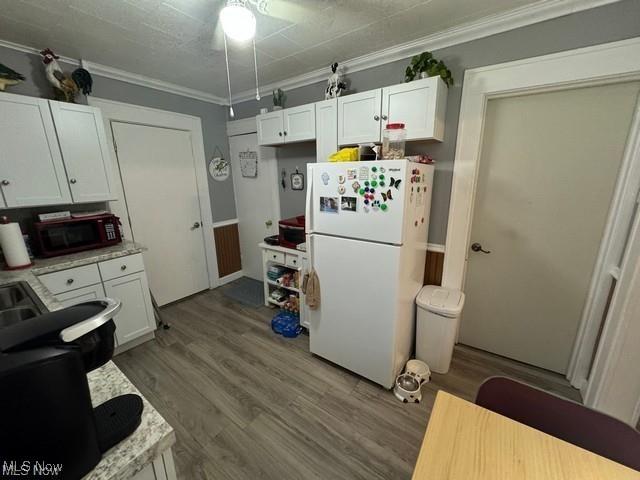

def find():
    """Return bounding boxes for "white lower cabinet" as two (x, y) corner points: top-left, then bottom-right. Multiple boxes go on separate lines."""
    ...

(39, 252), (156, 350)
(56, 283), (106, 308)
(104, 271), (155, 346)
(131, 449), (177, 480)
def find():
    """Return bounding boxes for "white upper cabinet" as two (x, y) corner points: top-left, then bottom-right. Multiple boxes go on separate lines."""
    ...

(315, 98), (337, 162)
(337, 89), (383, 145)
(0, 93), (71, 207)
(49, 102), (116, 203)
(283, 103), (315, 143)
(381, 76), (447, 141)
(257, 110), (285, 145)
(258, 104), (316, 145)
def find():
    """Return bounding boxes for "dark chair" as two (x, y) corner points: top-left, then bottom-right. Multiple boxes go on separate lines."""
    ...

(475, 376), (640, 471)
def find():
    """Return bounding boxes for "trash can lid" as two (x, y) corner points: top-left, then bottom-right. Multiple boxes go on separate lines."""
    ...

(416, 285), (465, 318)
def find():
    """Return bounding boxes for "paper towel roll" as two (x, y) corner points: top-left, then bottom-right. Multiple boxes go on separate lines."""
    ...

(0, 222), (31, 269)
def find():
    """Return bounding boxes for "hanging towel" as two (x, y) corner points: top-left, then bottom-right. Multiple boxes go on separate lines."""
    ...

(302, 269), (320, 310)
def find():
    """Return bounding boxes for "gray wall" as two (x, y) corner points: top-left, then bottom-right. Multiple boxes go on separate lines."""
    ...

(0, 46), (236, 222)
(276, 142), (315, 219)
(232, 0), (640, 245)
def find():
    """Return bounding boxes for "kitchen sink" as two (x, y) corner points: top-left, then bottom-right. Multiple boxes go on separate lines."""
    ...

(0, 307), (40, 328)
(0, 282), (46, 329)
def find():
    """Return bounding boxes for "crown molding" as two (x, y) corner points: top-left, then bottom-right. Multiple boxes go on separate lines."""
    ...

(232, 0), (621, 103)
(0, 0), (620, 106)
(0, 38), (228, 105)
(80, 60), (228, 105)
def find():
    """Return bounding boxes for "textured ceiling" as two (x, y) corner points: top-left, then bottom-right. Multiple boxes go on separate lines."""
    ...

(0, 0), (540, 98)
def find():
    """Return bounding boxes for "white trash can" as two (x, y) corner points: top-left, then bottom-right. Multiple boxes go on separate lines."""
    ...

(415, 286), (465, 374)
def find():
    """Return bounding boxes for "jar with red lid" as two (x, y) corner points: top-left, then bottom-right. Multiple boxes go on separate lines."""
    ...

(382, 123), (406, 159)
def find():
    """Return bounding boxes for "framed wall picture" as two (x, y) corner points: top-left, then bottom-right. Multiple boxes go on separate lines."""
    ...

(291, 168), (305, 191)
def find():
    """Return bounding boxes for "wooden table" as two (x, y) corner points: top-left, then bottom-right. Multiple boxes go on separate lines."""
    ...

(412, 391), (640, 479)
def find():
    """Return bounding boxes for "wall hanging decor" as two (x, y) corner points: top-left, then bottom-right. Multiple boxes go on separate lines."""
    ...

(291, 167), (305, 191)
(209, 146), (230, 181)
(404, 51), (453, 86)
(239, 149), (258, 177)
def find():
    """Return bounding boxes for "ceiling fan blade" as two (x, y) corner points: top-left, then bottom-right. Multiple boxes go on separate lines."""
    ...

(261, 0), (323, 24)
(211, 20), (225, 51)
(210, 1), (226, 51)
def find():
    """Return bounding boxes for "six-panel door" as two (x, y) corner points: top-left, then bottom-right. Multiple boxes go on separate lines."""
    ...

(0, 92), (72, 207)
(49, 102), (116, 203)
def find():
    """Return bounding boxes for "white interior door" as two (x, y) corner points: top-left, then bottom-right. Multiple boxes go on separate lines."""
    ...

(229, 133), (280, 280)
(111, 122), (210, 305)
(460, 82), (640, 374)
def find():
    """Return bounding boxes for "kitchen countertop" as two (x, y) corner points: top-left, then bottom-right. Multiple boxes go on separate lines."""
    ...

(85, 362), (175, 480)
(0, 240), (146, 312)
(0, 241), (176, 479)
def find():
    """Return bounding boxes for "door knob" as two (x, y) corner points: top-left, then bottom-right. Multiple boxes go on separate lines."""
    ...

(192, 221), (201, 229)
(1, 179), (9, 186)
(374, 115), (380, 121)
(382, 114), (388, 121)
(471, 242), (491, 254)
(265, 220), (273, 227)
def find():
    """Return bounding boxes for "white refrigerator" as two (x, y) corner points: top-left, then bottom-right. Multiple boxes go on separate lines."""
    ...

(305, 160), (434, 388)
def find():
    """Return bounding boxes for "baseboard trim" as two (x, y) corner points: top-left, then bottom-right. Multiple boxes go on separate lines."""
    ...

(217, 270), (244, 286)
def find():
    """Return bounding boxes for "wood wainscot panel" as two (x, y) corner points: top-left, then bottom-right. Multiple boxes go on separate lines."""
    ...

(424, 250), (444, 286)
(214, 223), (242, 277)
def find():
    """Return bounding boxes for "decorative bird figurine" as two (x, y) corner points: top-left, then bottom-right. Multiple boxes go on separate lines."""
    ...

(40, 48), (79, 102)
(0, 63), (25, 91)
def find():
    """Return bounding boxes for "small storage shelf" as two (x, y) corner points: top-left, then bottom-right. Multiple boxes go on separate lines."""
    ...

(266, 279), (300, 293)
(260, 242), (309, 329)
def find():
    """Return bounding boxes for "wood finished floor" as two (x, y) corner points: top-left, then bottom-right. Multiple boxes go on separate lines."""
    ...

(114, 287), (581, 480)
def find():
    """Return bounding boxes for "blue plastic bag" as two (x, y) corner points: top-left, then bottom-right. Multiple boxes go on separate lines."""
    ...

(271, 311), (302, 338)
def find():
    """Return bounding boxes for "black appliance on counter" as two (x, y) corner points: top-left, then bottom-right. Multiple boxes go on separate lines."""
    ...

(0, 299), (144, 480)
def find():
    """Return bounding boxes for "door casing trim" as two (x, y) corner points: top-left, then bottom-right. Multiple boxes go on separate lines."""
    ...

(443, 37), (640, 415)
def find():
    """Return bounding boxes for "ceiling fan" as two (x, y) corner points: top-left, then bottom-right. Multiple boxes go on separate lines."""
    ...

(210, 0), (314, 51)
(212, 0), (313, 117)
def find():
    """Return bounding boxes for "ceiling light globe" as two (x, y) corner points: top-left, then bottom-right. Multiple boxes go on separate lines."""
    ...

(220, 4), (256, 42)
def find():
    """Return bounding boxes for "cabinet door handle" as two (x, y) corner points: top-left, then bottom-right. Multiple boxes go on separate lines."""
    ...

(66, 278), (74, 285)
(278, 132), (283, 136)
(1, 180), (9, 186)
(120, 265), (127, 271)
(69, 178), (77, 184)
(283, 131), (287, 136)
(374, 115), (380, 121)
(381, 115), (388, 121)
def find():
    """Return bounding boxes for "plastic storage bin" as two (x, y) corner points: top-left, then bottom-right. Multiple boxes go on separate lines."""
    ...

(382, 123), (406, 159)
(415, 285), (465, 374)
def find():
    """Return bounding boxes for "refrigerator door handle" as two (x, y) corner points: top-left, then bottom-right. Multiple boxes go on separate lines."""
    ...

(305, 165), (314, 235)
